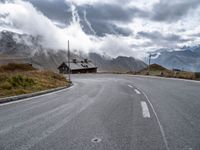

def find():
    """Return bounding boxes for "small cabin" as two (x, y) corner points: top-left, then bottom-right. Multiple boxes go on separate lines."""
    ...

(58, 59), (97, 74)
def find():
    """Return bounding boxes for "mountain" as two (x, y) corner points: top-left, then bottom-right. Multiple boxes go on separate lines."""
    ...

(89, 53), (147, 72)
(151, 46), (200, 72)
(0, 30), (83, 71)
(0, 30), (147, 73)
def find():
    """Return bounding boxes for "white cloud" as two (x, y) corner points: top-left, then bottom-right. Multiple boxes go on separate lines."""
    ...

(0, 0), (138, 58)
(0, 1), (98, 53)
(0, 0), (67, 49)
(65, 0), (121, 6)
(128, 0), (159, 10)
(0, 0), (200, 60)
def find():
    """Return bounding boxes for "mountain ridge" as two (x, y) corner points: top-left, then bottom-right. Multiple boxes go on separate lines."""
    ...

(0, 30), (147, 73)
(151, 46), (200, 72)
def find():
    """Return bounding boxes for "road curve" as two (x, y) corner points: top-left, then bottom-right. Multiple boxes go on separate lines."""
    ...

(0, 74), (200, 150)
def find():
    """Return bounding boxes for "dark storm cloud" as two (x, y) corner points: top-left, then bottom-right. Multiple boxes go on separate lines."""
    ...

(26, 0), (199, 50)
(80, 19), (132, 36)
(112, 25), (132, 36)
(27, 0), (200, 26)
(78, 4), (148, 23)
(29, 0), (140, 23)
(29, 0), (143, 36)
(75, 3), (148, 36)
(78, 3), (148, 36)
(29, 0), (71, 24)
(78, 9), (133, 36)
(137, 31), (191, 46)
(86, 21), (132, 36)
(152, 0), (200, 22)
(0, 0), (5, 3)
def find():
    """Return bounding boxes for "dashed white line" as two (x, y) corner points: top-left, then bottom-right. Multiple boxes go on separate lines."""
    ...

(138, 88), (170, 150)
(128, 85), (133, 88)
(134, 89), (141, 94)
(141, 101), (151, 118)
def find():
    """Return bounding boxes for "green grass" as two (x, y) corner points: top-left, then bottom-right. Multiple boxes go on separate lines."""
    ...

(0, 63), (69, 98)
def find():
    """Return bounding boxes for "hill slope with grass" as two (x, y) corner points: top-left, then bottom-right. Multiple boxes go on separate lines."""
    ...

(137, 64), (200, 80)
(0, 63), (69, 98)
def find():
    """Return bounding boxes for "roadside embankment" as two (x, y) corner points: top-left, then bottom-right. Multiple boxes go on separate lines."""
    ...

(0, 63), (70, 99)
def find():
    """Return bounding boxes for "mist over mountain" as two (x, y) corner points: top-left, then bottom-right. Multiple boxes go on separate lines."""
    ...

(0, 30), (147, 72)
(1, 0), (200, 60)
(89, 53), (147, 72)
(151, 46), (200, 72)
(0, 30), (40, 56)
(1, 0), (200, 72)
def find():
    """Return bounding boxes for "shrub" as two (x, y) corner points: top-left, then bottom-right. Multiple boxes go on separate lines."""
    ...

(0, 82), (12, 90)
(9, 75), (35, 88)
(0, 74), (8, 82)
(15, 89), (28, 95)
(52, 73), (66, 80)
(0, 64), (68, 98)
(0, 63), (36, 72)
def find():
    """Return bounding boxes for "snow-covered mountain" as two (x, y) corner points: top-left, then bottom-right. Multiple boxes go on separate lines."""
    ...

(151, 46), (200, 72)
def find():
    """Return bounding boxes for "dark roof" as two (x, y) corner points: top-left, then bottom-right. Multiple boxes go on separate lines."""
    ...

(58, 60), (97, 70)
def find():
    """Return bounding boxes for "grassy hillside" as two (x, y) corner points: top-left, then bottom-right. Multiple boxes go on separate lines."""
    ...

(0, 63), (69, 98)
(137, 64), (200, 80)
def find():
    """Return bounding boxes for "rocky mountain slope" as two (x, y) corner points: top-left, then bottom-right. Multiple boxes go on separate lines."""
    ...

(89, 53), (147, 72)
(151, 46), (200, 72)
(0, 30), (147, 73)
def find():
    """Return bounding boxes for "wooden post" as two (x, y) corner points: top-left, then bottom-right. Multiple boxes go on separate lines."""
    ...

(148, 53), (151, 74)
(68, 40), (71, 82)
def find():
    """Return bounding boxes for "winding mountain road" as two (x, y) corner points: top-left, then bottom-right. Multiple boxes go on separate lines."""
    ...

(0, 74), (200, 150)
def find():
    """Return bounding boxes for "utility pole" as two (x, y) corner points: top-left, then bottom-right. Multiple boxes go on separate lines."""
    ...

(148, 53), (152, 74)
(68, 40), (71, 82)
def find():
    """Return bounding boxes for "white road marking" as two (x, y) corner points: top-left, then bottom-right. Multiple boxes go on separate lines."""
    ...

(134, 89), (141, 94)
(128, 85), (133, 88)
(0, 84), (75, 107)
(131, 75), (200, 84)
(137, 87), (170, 150)
(141, 101), (151, 118)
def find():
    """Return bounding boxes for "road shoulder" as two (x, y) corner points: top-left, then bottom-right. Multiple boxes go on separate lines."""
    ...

(0, 84), (72, 105)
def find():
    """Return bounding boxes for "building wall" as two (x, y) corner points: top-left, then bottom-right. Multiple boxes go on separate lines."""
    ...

(59, 67), (97, 74)
(58, 66), (69, 74)
(58, 62), (97, 74)
(71, 68), (97, 74)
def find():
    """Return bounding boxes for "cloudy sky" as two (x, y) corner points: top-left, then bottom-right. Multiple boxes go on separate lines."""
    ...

(0, 0), (200, 59)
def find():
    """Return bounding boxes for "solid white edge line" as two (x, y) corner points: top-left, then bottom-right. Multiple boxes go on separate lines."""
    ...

(134, 89), (141, 94)
(137, 87), (170, 150)
(131, 75), (200, 84)
(141, 101), (150, 118)
(0, 84), (75, 107)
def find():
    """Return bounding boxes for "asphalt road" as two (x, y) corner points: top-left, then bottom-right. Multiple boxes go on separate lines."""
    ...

(0, 74), (200, 150)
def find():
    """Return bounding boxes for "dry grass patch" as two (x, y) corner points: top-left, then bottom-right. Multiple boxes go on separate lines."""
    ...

(136, 64), (200, 81)
(0, 63), (69, 98)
